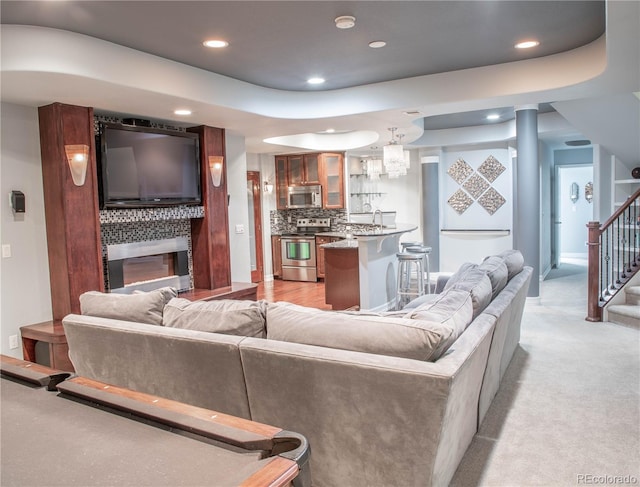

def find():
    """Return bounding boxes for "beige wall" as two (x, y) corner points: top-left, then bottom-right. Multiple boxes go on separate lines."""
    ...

(0, 102), (53, 358)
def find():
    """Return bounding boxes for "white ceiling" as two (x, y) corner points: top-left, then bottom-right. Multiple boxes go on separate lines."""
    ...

(1, 1), (638, 162)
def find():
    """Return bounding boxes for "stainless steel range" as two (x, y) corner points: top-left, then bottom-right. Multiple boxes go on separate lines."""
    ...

(281, 218), (330, 282)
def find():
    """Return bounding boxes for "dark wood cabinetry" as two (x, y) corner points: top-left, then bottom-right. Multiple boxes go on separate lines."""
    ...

(315, 236), (343, 279)
(320, 153), (344, 209)
(187, 125), (231, 290)
(272, 235), (282, 278)
(38, 103), (104, 319)
(324, 246), (360, 310)
(288, 153), (320, 186)
(275, 152), (344, 209)
(35, 103), (232, 321)
(275, 156), (289, 210)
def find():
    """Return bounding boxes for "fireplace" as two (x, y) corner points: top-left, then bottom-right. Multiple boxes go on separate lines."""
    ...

(106, 237), (190, 293)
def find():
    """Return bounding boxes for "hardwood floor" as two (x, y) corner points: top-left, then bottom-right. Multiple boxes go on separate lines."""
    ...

(256, 279), (331, 310)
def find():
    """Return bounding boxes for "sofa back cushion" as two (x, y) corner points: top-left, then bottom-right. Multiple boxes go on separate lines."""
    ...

(163, 298), (266, 338)
(266, 303), (455, 361)
(405, 288), (474, 343)
(79, 287), (177, 326)
(498, 249), (525, 280)
(479, 256), (509, 299)
(443, 264), (493, 318)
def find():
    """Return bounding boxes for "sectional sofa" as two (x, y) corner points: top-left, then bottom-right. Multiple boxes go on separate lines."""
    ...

(63, 250), (532, 487)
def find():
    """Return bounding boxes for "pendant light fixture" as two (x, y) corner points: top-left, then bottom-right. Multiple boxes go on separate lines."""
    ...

(383, 128), (407, 178)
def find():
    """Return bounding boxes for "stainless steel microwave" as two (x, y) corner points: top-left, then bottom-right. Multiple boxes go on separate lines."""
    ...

(287, 185), (322, 208)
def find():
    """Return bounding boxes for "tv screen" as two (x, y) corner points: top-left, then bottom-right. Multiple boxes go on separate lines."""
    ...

(98, 123), (201, 208)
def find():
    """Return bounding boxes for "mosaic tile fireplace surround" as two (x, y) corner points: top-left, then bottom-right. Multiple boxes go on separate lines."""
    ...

(99, 206), (204, 293)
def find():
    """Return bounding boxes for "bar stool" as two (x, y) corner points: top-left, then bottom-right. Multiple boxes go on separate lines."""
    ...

(400, 241), (422, 252)
(395, 252), (425, 310)
(406, 245), (432, 294)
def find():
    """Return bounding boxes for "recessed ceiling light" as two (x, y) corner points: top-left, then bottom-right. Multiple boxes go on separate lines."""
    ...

(325, 128), (336, 133)
(403, 110), (422, 116)
(307, 77), (325, 85)
(486, 113), (500, 120)
(174, 109), (192, 116)
(203, 39), (229, 48)
(335, 16), (356, 29)
(369, 40), (387, 49)
(515, 40), (540, 49)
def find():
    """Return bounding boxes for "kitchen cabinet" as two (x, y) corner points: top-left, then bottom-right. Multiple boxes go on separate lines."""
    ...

(320, 153), (344, 209)
(271, 235), (282, 278)
(275, 156), (288, 210)
(315, 236), (343, 279)
(274, 152), (344, 209)
(324, 245), (359, 310)
(288, 154), (320, 186)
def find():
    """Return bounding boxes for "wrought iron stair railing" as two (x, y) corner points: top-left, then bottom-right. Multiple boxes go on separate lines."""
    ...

(587, 187), (640, 321)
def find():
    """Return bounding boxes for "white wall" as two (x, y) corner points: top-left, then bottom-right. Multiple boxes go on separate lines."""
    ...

(558, 165), (593, 258)
(345, 150), (422, 244)
(439, 145), (513, 271)
(0, 103), (53, 358)
(246, 152), (277, 280)
(593, 144), (613, 223)
(225, 133), (251, 283)
(540, 141), (553, 276)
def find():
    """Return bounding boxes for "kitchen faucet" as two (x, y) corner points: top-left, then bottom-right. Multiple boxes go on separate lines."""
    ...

(372, 209), (383, 232)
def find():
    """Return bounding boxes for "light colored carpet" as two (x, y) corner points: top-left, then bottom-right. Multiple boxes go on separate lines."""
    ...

(451, 262), (640, 486)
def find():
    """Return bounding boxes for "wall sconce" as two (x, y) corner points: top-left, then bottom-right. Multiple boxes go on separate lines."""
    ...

(263, 181), (273, 193)
(64, 144), (90, 186)
(570, 182), (579, 203)
(585, 181), (593, 204)
(208, 156), (224, 187)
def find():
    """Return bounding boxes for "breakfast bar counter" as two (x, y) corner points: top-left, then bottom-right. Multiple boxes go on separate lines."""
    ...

(321, 223), (418, 311)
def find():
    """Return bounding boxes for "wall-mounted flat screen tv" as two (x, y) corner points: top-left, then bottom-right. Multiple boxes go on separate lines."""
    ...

(98, 122), (202, 209)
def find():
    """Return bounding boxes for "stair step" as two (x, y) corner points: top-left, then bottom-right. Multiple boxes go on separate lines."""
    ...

(606, 304), (640, 329)
(625, 286), (640, 305)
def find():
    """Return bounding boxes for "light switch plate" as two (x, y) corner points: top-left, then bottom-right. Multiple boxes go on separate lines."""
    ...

(235, 224), (245, 234)
(1, 244), (11, 258)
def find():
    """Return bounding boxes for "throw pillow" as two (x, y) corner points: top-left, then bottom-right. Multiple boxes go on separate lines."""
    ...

(163, 298), (266, 338)
(79, 289), (166, 326)
(134, 286), (177, 305)
(266, 303), (454, 361)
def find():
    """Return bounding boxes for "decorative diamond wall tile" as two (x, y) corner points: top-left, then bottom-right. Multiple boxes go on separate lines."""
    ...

(463, 174), (490, 199)
(478, 187), (506, 215)
(448, 189), (474, 215)
(447, 158), (474, 184)
(477, 155), (506, 182)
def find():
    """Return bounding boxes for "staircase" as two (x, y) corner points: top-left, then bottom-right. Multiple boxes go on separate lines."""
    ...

(587, 187), (640, 321)
(606, 286), (640, 329)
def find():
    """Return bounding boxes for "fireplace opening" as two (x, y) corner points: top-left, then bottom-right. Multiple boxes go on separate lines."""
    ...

(107, 237), (190, 293)
(122, 253), (176, 286)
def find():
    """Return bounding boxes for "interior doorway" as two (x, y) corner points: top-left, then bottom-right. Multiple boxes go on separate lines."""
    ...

(554, 164), (593, 267)
(246, 171), (264, 282)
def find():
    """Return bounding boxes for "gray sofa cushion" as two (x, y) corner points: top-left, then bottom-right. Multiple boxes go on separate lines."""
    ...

(79, 288), (175, 326)
(266, 302), (455, 361)
(402, 293), (440, 310)
(443, 264), (492, 319)
(498, 249), (525, 280)
(163, 298), (266, 338)
(405, 288), (474, 341)
(479, 256), (509, 299)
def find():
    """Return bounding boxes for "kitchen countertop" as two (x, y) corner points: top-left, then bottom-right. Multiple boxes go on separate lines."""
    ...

(350, 223), (417, 237)
(315, 232), (347, 238)
(320, 238), (358, 249)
